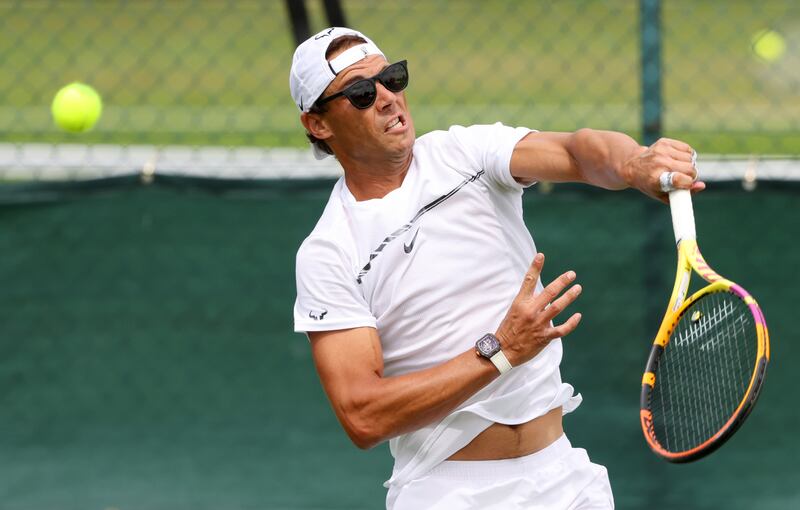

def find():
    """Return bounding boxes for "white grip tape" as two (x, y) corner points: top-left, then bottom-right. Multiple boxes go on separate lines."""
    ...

(668, 189), (697, 243)
(490, 351), (513, 374)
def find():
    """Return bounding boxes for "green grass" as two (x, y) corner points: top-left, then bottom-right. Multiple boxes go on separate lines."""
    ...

(1, 0), (799, 154)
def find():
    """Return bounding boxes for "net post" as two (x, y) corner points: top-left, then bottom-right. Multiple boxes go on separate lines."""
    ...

(640, 0), (662, 145)
(639, 0), (669, 372)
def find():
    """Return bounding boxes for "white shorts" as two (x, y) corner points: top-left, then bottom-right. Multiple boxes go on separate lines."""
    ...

(389, 435), (613, 510)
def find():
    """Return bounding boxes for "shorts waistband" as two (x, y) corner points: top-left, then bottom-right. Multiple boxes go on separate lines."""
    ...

(425, 434), (572, 480)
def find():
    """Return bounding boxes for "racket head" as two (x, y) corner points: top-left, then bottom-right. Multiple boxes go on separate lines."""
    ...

(640, 243), (769, 463)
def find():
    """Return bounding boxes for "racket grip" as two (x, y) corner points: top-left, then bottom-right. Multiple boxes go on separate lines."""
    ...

(668, 189), (696, 243)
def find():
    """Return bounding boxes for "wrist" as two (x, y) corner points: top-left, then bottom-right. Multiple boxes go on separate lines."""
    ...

(619, 145), (647, 189)
(475, 333), (513, 374)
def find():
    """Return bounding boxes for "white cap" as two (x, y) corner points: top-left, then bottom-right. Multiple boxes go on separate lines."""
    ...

(290, 27), (385, 113)
(290, 27), (385, 159)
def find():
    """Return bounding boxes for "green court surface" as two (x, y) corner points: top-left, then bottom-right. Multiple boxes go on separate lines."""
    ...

(0, 179), (797, 509)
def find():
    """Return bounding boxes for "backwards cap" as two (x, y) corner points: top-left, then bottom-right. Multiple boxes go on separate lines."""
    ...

(289, 27), (385, 113)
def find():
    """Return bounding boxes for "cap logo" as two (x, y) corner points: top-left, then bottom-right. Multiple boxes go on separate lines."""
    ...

(314, 28), (335, 40)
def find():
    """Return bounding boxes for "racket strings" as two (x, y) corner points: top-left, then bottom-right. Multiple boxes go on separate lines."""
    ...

(650, 291), (757, 453)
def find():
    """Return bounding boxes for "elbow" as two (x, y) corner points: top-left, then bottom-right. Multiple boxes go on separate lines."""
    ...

(337, 400), (388, 450)
(342, 414), (385, 450)
(347, 429), (381, 450)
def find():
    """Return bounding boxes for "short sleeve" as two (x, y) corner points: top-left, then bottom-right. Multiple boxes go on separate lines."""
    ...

(447, 123), (535, 190)
(294, 236), (376, 333)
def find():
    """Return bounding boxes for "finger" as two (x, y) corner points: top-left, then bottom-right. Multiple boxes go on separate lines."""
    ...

(534, 270), (577, 309)
(667, 159), (697, 178)
(670, 170), (699, 190)
(658, 171), (676, 193)
(548, 312), (583, 339)
(541, 284), (582, 322)
(690, 181), (706, 193)
(666, 146), (694, 163)
(658, 161), (697, 187)
(517, 253), (545, 298)
(655, 137), (694, 155)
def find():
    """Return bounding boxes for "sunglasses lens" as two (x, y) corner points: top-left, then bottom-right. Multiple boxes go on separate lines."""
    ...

(332, 61), (408, 109)
(381, 63), (408, 92)
(345, 80), (377, 109)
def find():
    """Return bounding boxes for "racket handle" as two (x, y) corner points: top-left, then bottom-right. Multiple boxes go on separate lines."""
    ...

(668, 189), (696, 243)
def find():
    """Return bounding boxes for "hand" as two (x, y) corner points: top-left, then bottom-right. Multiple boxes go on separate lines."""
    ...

(495, 253), (583, 367)
(623, 138), (706, 203)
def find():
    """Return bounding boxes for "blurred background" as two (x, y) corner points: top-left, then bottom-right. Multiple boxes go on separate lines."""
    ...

(0, 1), (798, 509)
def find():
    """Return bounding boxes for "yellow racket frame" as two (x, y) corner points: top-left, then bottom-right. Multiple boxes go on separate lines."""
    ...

(640, 238), (770, 462)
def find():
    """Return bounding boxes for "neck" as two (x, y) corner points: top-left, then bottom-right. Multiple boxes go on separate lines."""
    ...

(339, 150), (413, 201)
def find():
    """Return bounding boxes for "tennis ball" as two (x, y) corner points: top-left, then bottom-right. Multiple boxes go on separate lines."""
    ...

(751, 29), (786, 63)
(51, 82), (103, 132)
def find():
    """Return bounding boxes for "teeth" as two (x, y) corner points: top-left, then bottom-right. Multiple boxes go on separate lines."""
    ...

(387, 118), (400, 130)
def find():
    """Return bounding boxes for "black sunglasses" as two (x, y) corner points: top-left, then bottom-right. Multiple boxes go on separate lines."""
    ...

(316, 60), (409, 110)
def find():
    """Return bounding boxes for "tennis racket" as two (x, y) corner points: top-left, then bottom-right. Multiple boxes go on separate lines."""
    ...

(640, 187), (770, 463)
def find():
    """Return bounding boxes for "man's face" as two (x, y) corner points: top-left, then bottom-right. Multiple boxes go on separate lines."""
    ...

(316, 54), (415, 162)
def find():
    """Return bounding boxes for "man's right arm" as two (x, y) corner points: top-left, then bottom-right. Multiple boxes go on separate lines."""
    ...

(308, 253), (582, 449)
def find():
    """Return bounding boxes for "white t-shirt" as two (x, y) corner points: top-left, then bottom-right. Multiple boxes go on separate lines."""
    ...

(293, 123), (581, 501)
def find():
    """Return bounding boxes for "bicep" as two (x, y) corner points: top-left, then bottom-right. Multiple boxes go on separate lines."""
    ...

(509, 131), (585, 184)
(309, 327), (384, 411)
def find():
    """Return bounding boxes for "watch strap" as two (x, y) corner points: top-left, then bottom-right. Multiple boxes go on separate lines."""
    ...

(489, 350), (513, 374)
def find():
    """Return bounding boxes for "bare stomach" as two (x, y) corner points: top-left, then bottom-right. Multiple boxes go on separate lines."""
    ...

(446, 407), (563, 461)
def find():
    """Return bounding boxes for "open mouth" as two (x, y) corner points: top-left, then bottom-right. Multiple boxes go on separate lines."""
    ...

(385, 114), (406, 132)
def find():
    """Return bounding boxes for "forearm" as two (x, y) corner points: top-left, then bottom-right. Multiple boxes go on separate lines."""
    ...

(510, 129), (645, 188)
(312, 325), (503, 450)
(316, 257), (582, 450)
(565, 128), (646, 190)
(334, 347), (499, 449)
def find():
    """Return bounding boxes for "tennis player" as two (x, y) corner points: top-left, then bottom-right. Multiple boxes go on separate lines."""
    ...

(290, 27), (703, 509)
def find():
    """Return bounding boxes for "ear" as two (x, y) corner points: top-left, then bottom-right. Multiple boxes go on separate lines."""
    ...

(301, 112), (332, 141)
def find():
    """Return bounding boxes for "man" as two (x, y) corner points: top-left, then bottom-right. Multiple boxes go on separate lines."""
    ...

(290, 27), (702, 509)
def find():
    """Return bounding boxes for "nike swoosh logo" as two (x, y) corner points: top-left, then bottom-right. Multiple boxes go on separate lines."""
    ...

(355, 170), (485, 284)
(403, 228), (420, 254)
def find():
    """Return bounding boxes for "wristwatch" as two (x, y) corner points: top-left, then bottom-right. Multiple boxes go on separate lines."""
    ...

(475, 333), (513, 374)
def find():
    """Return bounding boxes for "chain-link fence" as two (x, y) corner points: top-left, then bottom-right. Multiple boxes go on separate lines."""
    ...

(1, 0), (799, 181)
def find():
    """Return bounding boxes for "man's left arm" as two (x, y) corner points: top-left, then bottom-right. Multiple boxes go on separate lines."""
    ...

(509, 128), (705, 202)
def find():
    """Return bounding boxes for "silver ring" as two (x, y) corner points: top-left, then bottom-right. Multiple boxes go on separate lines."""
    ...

(659, 171), (675, 192)
(691, 150), (699, 181)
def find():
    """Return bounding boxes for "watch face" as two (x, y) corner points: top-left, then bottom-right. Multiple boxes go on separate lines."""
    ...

(477, 334), (500, 357)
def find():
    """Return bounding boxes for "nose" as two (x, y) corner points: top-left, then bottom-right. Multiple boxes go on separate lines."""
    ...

(373, 81), (397, 111)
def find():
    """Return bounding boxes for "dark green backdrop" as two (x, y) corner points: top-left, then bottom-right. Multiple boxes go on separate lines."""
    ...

(0, 179), (797, 509)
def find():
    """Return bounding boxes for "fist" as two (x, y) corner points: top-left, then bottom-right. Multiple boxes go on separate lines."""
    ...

(626, 138), (706, 203)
